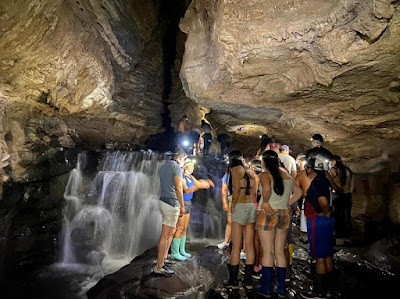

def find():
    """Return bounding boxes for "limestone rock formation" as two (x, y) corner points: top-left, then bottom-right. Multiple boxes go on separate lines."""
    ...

(0, 0), (165, 183)
(180, 0), (400, 173)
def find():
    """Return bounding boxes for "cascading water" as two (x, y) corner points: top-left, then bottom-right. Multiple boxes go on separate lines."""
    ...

(60, 151), (165, 269)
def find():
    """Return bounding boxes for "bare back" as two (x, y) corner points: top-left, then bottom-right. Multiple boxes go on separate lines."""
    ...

(231, 166), (255, 204)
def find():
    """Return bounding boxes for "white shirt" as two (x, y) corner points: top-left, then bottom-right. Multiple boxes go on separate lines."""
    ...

(278, 153), (297, 175)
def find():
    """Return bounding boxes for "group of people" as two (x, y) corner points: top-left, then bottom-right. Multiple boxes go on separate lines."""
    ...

(153, 129), (354, 299)
(175, 115), (233, 157)
(217, 133), (354, 299)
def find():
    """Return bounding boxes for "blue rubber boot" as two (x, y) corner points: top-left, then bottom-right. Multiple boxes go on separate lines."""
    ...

(276, 267), (286, 298)
(256, 266), (273, 298)
(179, 236), (192, 258)
(171, 238), (187, 261)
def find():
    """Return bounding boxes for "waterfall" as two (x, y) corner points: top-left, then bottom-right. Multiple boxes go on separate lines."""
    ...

(60, 151), (164, 267)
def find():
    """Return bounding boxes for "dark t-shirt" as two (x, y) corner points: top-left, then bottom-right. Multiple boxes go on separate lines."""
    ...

(305, 172), (331, 217)
(201, 122), (212, 134)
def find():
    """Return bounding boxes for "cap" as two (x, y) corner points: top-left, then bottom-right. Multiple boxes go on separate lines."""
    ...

(183, 158), (195, 167)
(306, 158), (324, 170)
(310, 133), (323, 143)
(279, 145), (292, 152)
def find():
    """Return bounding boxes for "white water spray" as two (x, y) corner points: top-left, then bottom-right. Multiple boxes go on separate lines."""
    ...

(60, 151), (163, 267)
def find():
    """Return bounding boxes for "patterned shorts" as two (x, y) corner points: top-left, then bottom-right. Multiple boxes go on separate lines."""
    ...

(256, 209), (290, 231)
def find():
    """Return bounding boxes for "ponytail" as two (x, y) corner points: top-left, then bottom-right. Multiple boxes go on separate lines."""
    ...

(262, 150), (284, 196)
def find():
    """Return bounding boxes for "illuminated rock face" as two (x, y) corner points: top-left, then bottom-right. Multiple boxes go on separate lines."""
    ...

(0, 0), (165, 182)
(180, 0), (400, 172)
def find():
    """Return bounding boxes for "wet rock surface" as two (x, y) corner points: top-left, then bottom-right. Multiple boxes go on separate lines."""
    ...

(87, 243), (228, 299)
(86, 235), (399, 299)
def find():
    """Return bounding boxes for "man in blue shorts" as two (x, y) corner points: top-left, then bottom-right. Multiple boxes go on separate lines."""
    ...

(301, 158), (335, 299)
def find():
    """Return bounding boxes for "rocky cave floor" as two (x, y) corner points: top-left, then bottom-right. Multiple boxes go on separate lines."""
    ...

(7, 224), (399, 299)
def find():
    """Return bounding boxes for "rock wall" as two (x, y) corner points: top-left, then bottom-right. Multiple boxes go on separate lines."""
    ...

(0, 0), (168, 285)
(0, 0), (165, 184)
(180, 0), (400, 173)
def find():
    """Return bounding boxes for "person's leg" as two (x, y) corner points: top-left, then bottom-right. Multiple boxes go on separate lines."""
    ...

(224, 221), (243, 288)
(274, 228), (287, 268)
(225, 213), (232, 243)
(174, 216), (185, 239)
(164, 227), (177, 260)
(171, 216), (186, 260)
(254, 230), (261, 268)
(157, 224), (175, 269)
(257, 230), (276, 296)
(220, 142), (226, 157)
(243, 222), (255, 289)
(275, 228), (288, 297)
(230, 221), (244, 265)
(180, 213), (191, 257)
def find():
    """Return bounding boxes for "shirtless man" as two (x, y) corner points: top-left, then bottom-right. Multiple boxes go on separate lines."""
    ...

(177, 115), (190, 133)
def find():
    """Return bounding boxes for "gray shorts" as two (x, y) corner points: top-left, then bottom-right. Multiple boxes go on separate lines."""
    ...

(232, 203), (256, 225)
(184, 200), (192, 214)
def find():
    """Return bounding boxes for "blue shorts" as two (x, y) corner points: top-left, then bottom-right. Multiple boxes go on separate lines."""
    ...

(307, 216), (334, 258)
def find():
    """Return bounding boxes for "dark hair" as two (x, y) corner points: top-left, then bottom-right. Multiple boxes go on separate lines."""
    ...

(258, 134), (270, 151)
(262, 150), (284, 196)
(331, 155), (352, 186)
(227, 150), (251, 196)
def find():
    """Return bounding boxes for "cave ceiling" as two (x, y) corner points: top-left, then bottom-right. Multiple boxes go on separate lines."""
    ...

(0, 0), (399, 177)
(180, 0), (400, 172)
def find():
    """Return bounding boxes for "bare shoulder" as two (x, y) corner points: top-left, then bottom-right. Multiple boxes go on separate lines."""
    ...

(232, 165), (244, 175)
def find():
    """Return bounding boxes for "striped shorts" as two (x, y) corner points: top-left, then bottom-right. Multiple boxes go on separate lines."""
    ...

(256, 209), (290, 231)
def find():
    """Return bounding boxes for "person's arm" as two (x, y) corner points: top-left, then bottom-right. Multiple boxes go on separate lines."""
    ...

(325, 171), (342, 193)
(288, 180), (303, 205)
(231, 167), (241, 213)
(192, 176), (210, 190)
(221, 183), (229, 212)
(260, 172), (273, 214)
(290, 158), (297, 178)
(183, 176), (199, 194)
(318, 196), (330, 217)
(350, 174), (355, 193)
(252, 174), (259, 203)
(255, 148), (261, 159)
(174, 176), (185, 216)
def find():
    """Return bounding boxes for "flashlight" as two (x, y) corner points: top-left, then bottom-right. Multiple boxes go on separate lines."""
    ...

(182, 139), (190, 147)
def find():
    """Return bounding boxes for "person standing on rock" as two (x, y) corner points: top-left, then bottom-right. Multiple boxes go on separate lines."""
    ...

(224, 150), (257, 290)
(171, 158), (214, 260)
(217, 133), (233, 158)
(201, 120), (213, 157)
(153, 148), (186, 276)
(301, 158), (335, 299)
(175, 115), (190, 149)
(256, 150), (302, 298)
(329, 155), (354, 246)
(217, 165), (232, 249)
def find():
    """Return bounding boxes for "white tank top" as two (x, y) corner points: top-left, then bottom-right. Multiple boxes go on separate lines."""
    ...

(259, 178), (293, 210)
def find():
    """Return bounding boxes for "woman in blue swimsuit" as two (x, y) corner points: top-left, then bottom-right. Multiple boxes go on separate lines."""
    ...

(170, 158), (214, 260)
